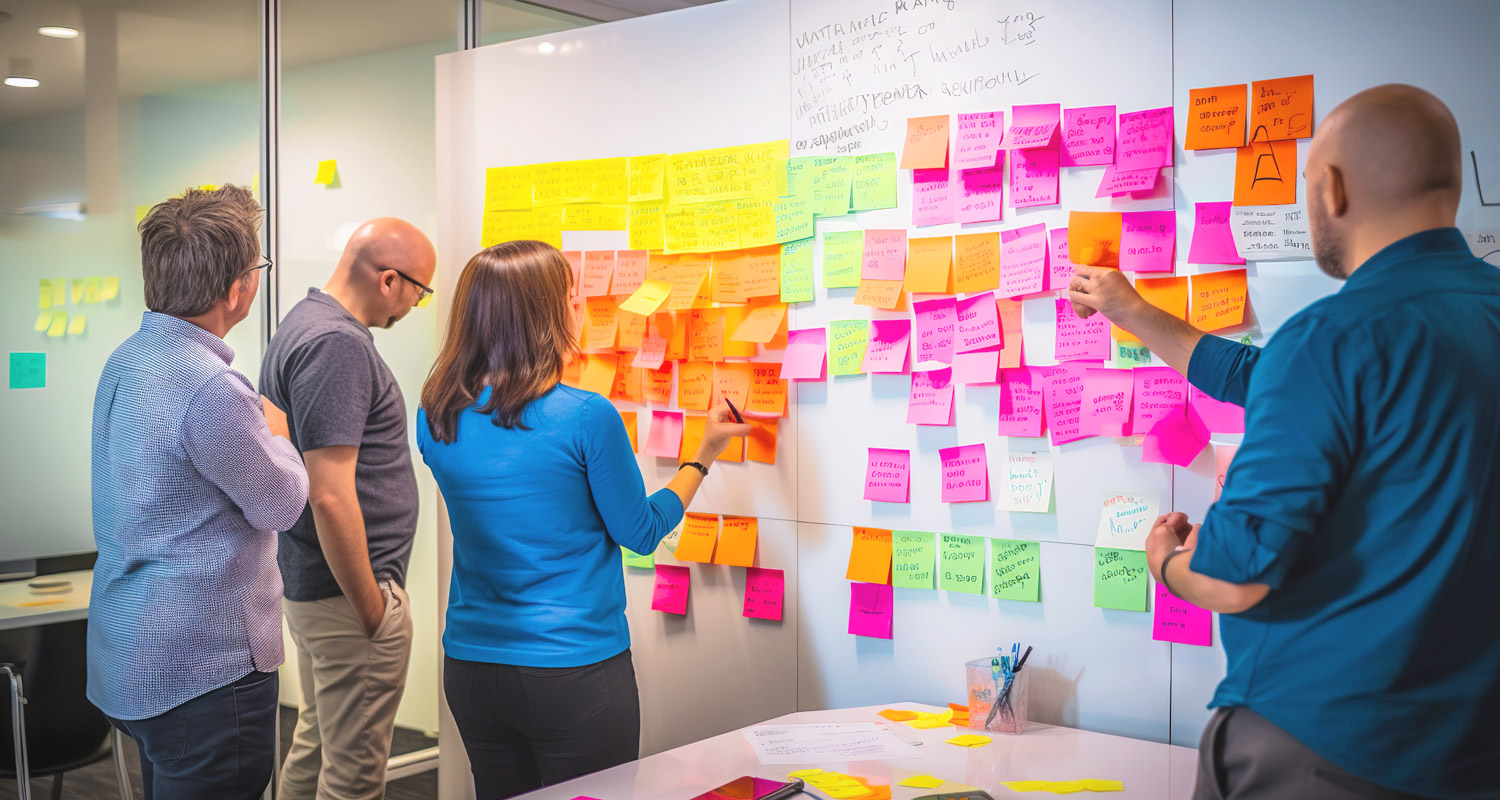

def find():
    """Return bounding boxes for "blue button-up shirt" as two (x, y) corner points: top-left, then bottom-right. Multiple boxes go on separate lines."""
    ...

(1188, 228), (1500, 798)
(90, 313), (308, 720)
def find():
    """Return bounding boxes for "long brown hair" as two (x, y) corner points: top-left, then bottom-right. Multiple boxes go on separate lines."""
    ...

(421, 240), (578, 443)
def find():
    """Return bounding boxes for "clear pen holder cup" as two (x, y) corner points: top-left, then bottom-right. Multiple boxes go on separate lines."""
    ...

(966, 658), (1030, 733)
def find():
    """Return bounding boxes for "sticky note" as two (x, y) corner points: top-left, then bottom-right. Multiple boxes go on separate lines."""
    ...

(906, 236), (953, 294)
(67, 314), (86, 336)
(1117, 341), (1152, 368)
(939, 444), (988, 504)
(847, 527), (894, 584)
(1153, 583), (1212, 646)
(1190, 384), (1246, 433)
(38, 279), (52, 310)
(644, 410), (684, 458)
(715, 515), (758, 567)
(781, 328), (827, 380)
(1081, 368), (1134, 437)
(622, 546), (654, 569)
(1096, 491), (1161, 550)
(1061, 105), (1116, 166)
(134, 205), (152, 224)
(815, 156), (855, 217)
(748, 366), (788, 416)
(1229, 205), (1312, 261)
(583, 297), (619, 350)
(33, 312), (52, 332)
(864, 448), (911, 503)
(780, 239), (816, 303)
(997, 368), (1044, 438)
(990, 539), (1040, 601)
(1189, 269), (1248, 331)
(853, 278), (904, 311)
(620, 280), (671, 317)
(1188, 202), (1244, 264)
(907, 710), (954, 729)
(789, 769), (826, 778)
(861, 230), (907, 281)
(946, 734), (991, 747)
(1214, 443), (1238, 501)
(829, 320), (869, 376)
(1187, 84), (1247, 150)
(1007, 103), (1060, 149)
(46, 313), (68, 338)
(998, 446), (1052, 514)
(1054, 297), (1111, 362)
(849, 582), (894, 639)
(955, 290), (1004, 357)
(748, 417), (779, 464)
(939, 532), (985, 593)
(1067, 211), (1123, 267)
(900, 115), (950, 169)
(1047, 228), (1076, 291)
(956, 111), (1004, 169)
(675, 513), (720, 563)
(675, 360), (712, 411)
(731, 299), (788, 344)
(8, 353), (46, 390)
(822, 230), (865, 289)
(651, 564), (690, 615)
(1143, 406), (1210, 467)
(878, 710), (919, 722)
(1249, 74), (1315, 142)
(644, 363), (674, 404)
(1043, 364), (1088, 445)
(892, 531), (936, 590)
(83, 277), (102, 304)
(1132, 367), (1186, 432)
(907, 367), (955, 426)
(70, 278), (85, 305)
(313, 159), (338, 186)
(913, 297), (957, 364)
(899, 776), (946, 789)
(1119, 210), (1175, 273)
(912, 168), (956, 226)
(1116, 107), (1174, 171)
(1000, 223), (1047, 297)
(776, 195), (814, 243)
(851, 152), (898, 210)
(1009, 146), (1059, 207)
(955, 165), (1005, 224)
(1003, 780), (1125, 793)
(744, 567), (785, 621)
(49, 279), (65, 308)
(1093, 548), (1148, 611)
(952, 350), (999, 385)
(1233, 139), (1297, 206)
(1095, 165), (1159, 198)
(864, 319), (911, 374)
(955, 232), (1000, 292)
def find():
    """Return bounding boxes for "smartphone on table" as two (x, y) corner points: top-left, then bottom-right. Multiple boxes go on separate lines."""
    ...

(690, 776), (804, 800)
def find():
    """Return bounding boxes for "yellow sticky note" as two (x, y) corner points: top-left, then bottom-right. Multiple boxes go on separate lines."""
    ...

(898, 776), (945, 789)
(67, 314), (87, 336)
(135, 205), (152, 224)
(619, 280), (671, 317)
(823, 786), (874, 800)
(484, 165), (534, 210)
(101, 277), (120, 301)
(34, 311), (53, 332)
(47, 313), (68, 338)
(50, 279), (65, 308)
(1078, 780), (1124, 792)
(787, 769), (824, 779)
(908, 710), (954, 729)
(38, 280), (51, 310)
(313, 159), (338, 186)
(84, 277), (102, 304)
(562, 204), (628, 231)
(945, 734), (992, 747)
(70, 279), (85, 305)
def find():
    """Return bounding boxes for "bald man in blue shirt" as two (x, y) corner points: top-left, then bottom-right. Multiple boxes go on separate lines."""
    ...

(1070, 85), (1499, 800)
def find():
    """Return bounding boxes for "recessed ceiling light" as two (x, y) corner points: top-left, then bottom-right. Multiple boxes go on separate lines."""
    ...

(4, 76), (41, 88)
(38, 26), (80, 39)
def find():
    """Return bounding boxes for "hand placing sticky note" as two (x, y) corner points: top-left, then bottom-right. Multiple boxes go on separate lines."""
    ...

(651, 564), (690, 615)
(864, 448), (911, 503)
(945, 734), (992, 747)
(1067, 211), (1123, 267)
(313, 159), (339, 186)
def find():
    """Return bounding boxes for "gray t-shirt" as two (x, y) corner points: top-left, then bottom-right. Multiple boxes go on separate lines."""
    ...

(260, 289), (419, 601)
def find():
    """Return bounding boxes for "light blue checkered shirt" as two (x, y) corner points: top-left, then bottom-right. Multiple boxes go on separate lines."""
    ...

(90, 312), (308, 720)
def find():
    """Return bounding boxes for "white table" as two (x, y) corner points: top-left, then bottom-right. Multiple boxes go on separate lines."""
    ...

(0, 570), (92, 631)
(514, 702), (1199, 800)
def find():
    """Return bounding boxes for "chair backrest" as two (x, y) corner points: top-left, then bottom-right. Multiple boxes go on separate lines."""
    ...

(0, 620), (112, 772)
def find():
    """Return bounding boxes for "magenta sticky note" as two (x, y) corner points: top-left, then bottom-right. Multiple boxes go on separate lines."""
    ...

(939, 443), (989, 503)
(1061, 105), (1116, 166)
(907, 367), (956, 426)
(956, 111), (1004, 169)
(862, 229), (908, 281)
(1142, 405), (1210, 467)
(1043, 363), (1088, 445)
(1007, 103), (1061, 149)
(1001, 223), (1048, 297)
(848, 582), (894, 639)
(1189, 384), (1246, 433)
(863, 318), (912, 374)
(956, 291), (1002, 353)
(743, 567), (785, 621)
(1081, 368), (1134, 437)
(956, 165), (1005, 224)
(1120, 210), (1176, 273)
(864, 447), (911, 503)
(781, 328), (828, 380)
(651, 564), (690, 615)
(1214, 443), (1239, 501)
(1188, 202), (1244, 265)
(913, 296), (958, 364)
(1095, 164), (1160, 198)
(1054, 297), (1111, 362)
(643, 410), (684, 459)
(912, 168), (956, 226)
(1116, 106), (1174, 172)
(1152, 583), (1212, 646)
(1132, 367), (1186, 433)
(998, 367), (1045, 438)
(1048, 227), (1078, 291)
(1010, 147), (1059, 208)
(952, 350), (1000, 385)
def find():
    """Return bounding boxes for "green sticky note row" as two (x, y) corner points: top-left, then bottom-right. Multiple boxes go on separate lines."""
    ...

(990, 539), (1040, 602)
(1116, 341), (1152, 369)
(8, 353), (46, 389)
(1093, 547), (1149, 611)
(828, 320), (868, 376)
(774, 195), (814, 243)
(940, 533), (985, 594)
(621, 546), (655, 569)
(892, 530), (936, 589)
(780, 239), (815, 303)
(851, 152), (898, 211)
(822, 230), (863, 289)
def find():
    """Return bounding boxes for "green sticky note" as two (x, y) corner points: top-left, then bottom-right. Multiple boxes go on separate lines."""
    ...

(822, 230), (864, 289)
(892, 530), (936, 589)
(828, 320), (868, 376)
(775, 195), (814, 243)
(785, 156), (823, 198)
(851, 152), (898, 210)
(1116, 341), (1152, 368)
(780, 239), (815, 303)
(815, 156), (853, 217)
(1093, 547), (1149, 611)
(990, 539), (1040, 602)
(8, 353), (46, 389)
(621, 546), (655, 569)
(939, 533), (985, 594)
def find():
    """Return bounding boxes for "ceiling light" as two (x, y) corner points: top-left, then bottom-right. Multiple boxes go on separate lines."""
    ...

(4, 76), (40, 88)
(537, 42), (555, 54)
(38, 26), (79, 39)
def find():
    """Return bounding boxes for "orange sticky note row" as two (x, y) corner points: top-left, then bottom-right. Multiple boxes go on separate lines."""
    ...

(1186, 84), (1247, 150)
(714, 515), (758, 567)
(675, 512), (720, 563)
(847, 527), (893, 585)
(1067, 211), (1123, 268)
(1115, 276), (1187, 343)
(1189, 269), (1248, 331)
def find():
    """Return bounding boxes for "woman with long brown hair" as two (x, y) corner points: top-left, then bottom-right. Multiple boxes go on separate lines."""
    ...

(417, 240), (747, 798)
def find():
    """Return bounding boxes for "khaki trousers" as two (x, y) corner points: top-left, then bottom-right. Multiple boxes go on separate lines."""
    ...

(279, 580), (413, 800)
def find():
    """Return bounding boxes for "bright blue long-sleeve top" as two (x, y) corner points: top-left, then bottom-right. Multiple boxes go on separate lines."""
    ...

(1186, 228), (1500, 798)
(417, 384), (684, 667)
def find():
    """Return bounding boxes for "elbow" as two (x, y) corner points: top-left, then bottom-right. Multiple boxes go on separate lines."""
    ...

(255, 473), (310, 532)
(1209, 583), (1271, 615)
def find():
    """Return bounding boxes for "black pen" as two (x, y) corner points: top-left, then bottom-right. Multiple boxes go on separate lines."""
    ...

(723, 396), (745, 423)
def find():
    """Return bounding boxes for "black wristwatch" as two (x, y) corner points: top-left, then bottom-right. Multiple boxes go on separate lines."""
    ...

(679, 461), (709, 477)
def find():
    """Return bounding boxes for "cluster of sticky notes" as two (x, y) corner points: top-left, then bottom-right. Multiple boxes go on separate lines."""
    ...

(636, 513), (784, 623)
(1002, 779), (1125, 794)
(789, 769), (891, 800)
(853, 528), (1041, 605)
(36, 277), (120, 338)
(1184, 75), (1314, 207)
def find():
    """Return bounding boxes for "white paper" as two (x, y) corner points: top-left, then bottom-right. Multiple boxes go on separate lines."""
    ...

(1094, 490), (1161, 550)
(1468, 230), (1500, 265)
(1230, 206), (1312, 261)
(743, 722), (923, 765)
(1002, 450), (1054, 512)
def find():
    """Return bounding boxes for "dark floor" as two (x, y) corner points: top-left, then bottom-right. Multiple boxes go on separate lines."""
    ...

(0, 705), (439, 800)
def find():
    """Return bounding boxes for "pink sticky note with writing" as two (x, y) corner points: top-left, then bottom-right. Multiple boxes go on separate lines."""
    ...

(1054, 297), (1111, 362)
(912, 168), (956, 226)
(1043, 363), (1088, 445)
(956, 165), (1005, 224)
(863, 318), (912, 374)
(1143, 405), (1210, 467)
(1153, 583), (1212, 646)
(956, 292), (1002, 353)
(781, 328), (827, 380)
(1116, 106), (1174, 171)
(1081, 368), (1135, 437)
(643, 410), (684, 458)
(956, 111), (1004, 169)
(1007, 103), (1061, 149)
(1132, 367), (1186, 433)
(743, 567), (784, 621)
(907, 367), (955, 425)
(862, 229), (908, 280)
(864, 447), (911, 503)
(939, 443), (989, 502)
(1189, 384), (1246, 433)
(1188, 202), (1245, 265)
(849, 582), (893, 639)
(1001, 223), (1048, 297)
(998, 367), (1045, 437)
(1061, 105), (1116, 166)
(952, 350), (1000, 385)
(1120, 210), (1176, 273)
(651, 564), (690, 615)
(1010, 147), (1059, 208)
(1095, 164), (1160, 198)
(1214, 443), (1239, 501)
(1048, 228), (1077, 291)
(913, 296), (958, 364)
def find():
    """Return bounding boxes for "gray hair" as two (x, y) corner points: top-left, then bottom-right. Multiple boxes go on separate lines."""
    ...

(138, 185), (264, 317)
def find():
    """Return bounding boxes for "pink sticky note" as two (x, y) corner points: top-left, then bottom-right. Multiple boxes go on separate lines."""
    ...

(864, 447), (911, 503)
(1061, 105), (1117, 166)
(912, 168), (956, 226)
(644, 410), (684, 459)
(1190, 384), (1246, 433)
(998, 367), (1045, 437)
(1054, 297), (1111, 362)
(781, 328), (828, 380)
(907, 367), (955, 426)
(956, 111), (1004, 169)
(1043, 363), (1088, 445)
(744, 567), (785, 621)
(1047, 228), (1077, 291)
(1152, 583), (1212, 646)
(651, 564), (690, 615)
(1188, 202), (1245, 265)
(1143, 405), (1210, 467)
(913, 296), (958, 364)
(939, 443), (989, 503)
(952, 350), (1000, 385)
(1001, 223), (1048, 297)
(1214, 443), (1239, 501)
(1116, 106), (1174, 172)
(956, 165), (1005, 224)
(862, 229), (908, 280)
(1120, 210), (1176, 273)
(1082, 368), (1134, 437)
(1010, 147), (1059, 208)
(849, 582), (893, 639)
(1132, 367), (1186, 433)
(1095, 164), (1160, 198)
(956, 292), (1002, 354)
(1007, 103), (1061, 149)
(863, 319), (912, 374)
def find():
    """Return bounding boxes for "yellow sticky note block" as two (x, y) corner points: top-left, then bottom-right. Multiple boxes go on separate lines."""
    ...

(898, 776), (945, 789)
(878, 709), (920, 722)
(907, 710), (954, 729)
(627, 203), (665, 251)
(563, 204), (628, 231)
(70, 279), (85, 305)
(50, 279), (65, 308)
(101, 277), (120, 301)
(663, 205), (702, 253)
(38, 280), (51, 310)
(33, 311), (53, 332)
(628, 154), (666, 203)
(313, 159), (338, 186)
(787, 769), (824, 779)
(667, 140), (789, 204)
(945, 734), (991, 747)
(67, 314), (87, 336)
(619, 280), (671, 317)
(84, 277), (102, 305)
(675, 512), (720, 563)
(47, 313), (68, 338)
(135, 205), (152, 224)
(1076, 780), (1123, 792)
(485, 165), (534, 210)
(714, 516), (758, 567)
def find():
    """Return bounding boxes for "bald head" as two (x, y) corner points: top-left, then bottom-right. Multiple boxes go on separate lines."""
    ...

(327, 217), (437, 328)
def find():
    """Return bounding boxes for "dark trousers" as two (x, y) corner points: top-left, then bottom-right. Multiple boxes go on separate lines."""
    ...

(445, 649), (641, 800)
(106, 669), (278, 800)
(1194, 706), (1436, 800)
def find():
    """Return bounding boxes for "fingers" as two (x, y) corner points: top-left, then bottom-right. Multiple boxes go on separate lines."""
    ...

(1068, 292), (1098, 318)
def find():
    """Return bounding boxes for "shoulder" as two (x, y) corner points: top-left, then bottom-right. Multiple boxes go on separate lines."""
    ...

(188, 367), (258, 415)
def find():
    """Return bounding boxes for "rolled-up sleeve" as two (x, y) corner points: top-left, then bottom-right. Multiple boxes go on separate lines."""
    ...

(184, 370), (310, 532)
(1187, 335), (1261, 406)
(580, 395), (685, 555)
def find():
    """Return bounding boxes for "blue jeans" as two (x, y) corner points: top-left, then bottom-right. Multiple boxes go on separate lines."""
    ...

(106, 669), (278, 800)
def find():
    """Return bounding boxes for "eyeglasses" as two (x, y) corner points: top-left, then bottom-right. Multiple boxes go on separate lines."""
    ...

(243, 256), (273, 277)
(391, 268), (435, 308)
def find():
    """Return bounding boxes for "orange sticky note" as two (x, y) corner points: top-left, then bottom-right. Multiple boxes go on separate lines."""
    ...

(879, 709), (920, 722)
(561, 356), (582, 387)
(1115, 276), (1188, 343)
(734, 245), (782, 298)
(714, 516), (758, 567)
(675, 512), (720, 563)
(713, 362), (753, 411)
(578, 354), (617, 395)
(721, 307), (757, 358)
(647, 251), (678, 282)
(854, 279), (905, 310)
(906, 236), (954, 294)
(1067, 211), (1123, 268)
(617, 309), (648, 351)
(1190, 269), (1248, 331)
(584, 297), (619, 352)
(614, 250), (648, 295)
(955, 232), (1000, 293)
(901, 115), (951, 170)
(847, 527), (894, 585)
(687, 309), (725, 362)
(677, 361), (714, 411)
(747, 418), (778, 464)
(1233, 139), (1297, 206)
(747, 365), (787, 417)
(645, 364), (674, 405)
(730, 298), (788, 343)
(610, 361), (643, 403)
(997, 298), (1024, 369)
(684, 410), (744, 463)
(581, 250), (615, 297)
(664, 313), (688, 362)
(620, 411), (638, 452)
(1186, 84), (1248, 150)
(1249, 74), (1315, 142)
(712, 251), (746, 304)
(668, 258), (712, 311)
